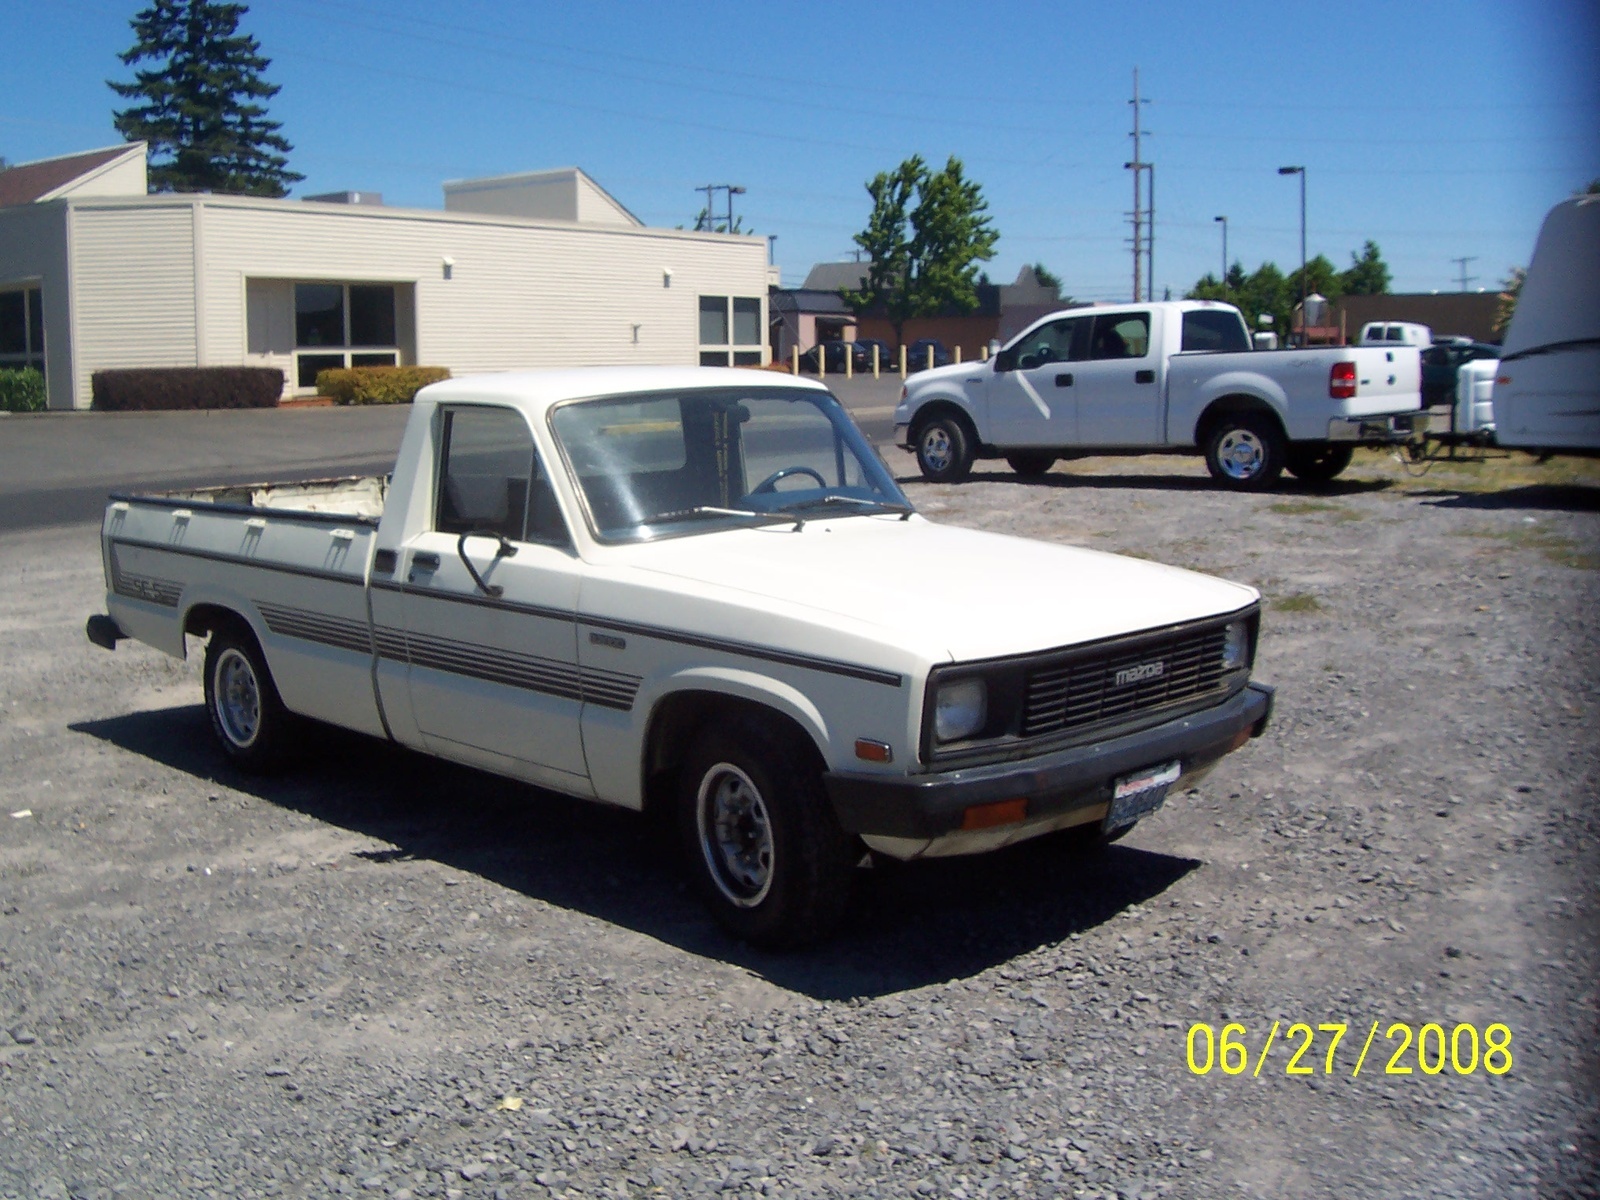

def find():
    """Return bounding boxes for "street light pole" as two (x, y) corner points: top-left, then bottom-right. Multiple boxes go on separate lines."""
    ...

(1213, 215), (1227, 295)
(1278, 166), (1306, 343)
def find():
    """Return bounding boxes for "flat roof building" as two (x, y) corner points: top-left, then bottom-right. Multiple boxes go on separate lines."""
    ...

(0, 145), (769, 410)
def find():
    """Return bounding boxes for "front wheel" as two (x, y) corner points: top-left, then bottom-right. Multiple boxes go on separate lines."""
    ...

(1204, 414), (1286, 490)
(202, 624), (299, 773)
(913, 413), (974, 483)
(1285, 443), (1354, 484)
(1005, 451), (1056, 478)
(678, 714), (857, 948)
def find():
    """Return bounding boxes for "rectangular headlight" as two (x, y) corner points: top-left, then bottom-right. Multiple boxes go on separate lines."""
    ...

(934, 679), (988, 742)
(1222, 619), (1250, 671)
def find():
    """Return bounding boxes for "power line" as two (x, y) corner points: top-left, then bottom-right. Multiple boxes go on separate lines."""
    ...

(1451, 255), (1479, 291)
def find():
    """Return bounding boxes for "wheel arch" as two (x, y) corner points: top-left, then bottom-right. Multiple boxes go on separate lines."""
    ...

(1194, 394), (1289, 447)
(182, 600), (265, 658)
(908, 396), (980, 442)
(639, 678), (829, 819)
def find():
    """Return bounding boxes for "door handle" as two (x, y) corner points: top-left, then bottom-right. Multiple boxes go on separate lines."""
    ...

(1135, 370), (1155, 384)
(1055, 373), (1073, 387)
(411, 551), (440, 570)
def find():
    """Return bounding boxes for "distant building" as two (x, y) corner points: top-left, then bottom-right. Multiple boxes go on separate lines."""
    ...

(0, 145), (768, 410)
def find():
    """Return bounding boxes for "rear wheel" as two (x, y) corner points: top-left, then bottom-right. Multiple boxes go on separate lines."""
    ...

(202, 624), (299, 773)
(1005, 451), (1057, 478)
(678, 713), (857, 948)
(1203, 413), (1286, 490)
(1285, 443), (1354, 484)
(913, 413), (975, 483)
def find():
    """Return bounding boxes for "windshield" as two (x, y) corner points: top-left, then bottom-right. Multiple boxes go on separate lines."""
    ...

(549, 386), (910, 542)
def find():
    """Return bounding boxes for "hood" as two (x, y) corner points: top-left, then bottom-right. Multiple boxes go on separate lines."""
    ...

(905, 361), (988, 395)
(609, 516), (1257, 664)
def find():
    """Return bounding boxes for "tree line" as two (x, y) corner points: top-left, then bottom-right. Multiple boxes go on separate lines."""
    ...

(1185, 242), (1391, 338)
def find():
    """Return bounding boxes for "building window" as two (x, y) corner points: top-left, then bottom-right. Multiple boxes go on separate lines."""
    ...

(294, 282), (399, 388)
(698, 295), (764, 366)
(0, 286), (45, 380)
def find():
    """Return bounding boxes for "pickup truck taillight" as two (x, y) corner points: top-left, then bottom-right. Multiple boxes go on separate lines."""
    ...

(1329, 361), (1358, 399)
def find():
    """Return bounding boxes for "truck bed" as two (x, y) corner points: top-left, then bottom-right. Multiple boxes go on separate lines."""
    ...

(119, 474), (389, 522)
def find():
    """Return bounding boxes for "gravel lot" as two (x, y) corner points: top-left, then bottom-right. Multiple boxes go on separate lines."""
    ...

(1, 444), (1596, 1200)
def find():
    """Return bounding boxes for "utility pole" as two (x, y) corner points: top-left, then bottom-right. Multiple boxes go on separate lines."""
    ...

(1125, 68), (1150, 303)
(1452, 255), (1479, 292)
(694, 184), (746, 233)
(1214, 215), (1228, 294)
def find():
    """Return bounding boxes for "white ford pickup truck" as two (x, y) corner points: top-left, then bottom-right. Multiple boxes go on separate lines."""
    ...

(89, 367), (1273, 946)
(895, 299), (1423, 489)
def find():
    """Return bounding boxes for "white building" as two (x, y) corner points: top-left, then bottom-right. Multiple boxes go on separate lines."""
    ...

(0, 145), (770, 410)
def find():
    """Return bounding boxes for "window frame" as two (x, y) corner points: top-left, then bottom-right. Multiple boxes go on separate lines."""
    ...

(0, 285), (46, 379)
(432, 404), (570, 548)
(697, 294), (766, 367)
(293, 282), (401, 389)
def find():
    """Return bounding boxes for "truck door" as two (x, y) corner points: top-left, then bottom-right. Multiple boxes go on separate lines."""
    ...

(986, 314), (1090, 446)
(1072, 311), (1163, 446)
(395, 404), (592, 791)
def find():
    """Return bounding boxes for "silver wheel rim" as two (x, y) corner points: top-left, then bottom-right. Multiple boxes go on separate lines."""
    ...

(1217, 429), (1265, 480)
(214, 648), (261, 748)
(696, 763), (774, 908)
(920, 425), (954, 473)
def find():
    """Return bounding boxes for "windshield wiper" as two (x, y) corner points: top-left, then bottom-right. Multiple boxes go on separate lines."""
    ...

(782, 494), (915, 520)
(651, 505), (804, 531)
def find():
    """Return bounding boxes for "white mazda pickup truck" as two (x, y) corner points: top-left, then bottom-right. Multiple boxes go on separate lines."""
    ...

(895, 299), (1423, 489)
(88, 367), (1273, 946)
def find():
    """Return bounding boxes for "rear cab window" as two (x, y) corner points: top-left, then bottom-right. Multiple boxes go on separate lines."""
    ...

(1181, 310), (1251, 352)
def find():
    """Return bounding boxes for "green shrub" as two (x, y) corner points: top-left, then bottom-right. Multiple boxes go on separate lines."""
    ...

(0, 367), (47, 413)
(92, 367), (284, 411)
(315, 365), (450, 405)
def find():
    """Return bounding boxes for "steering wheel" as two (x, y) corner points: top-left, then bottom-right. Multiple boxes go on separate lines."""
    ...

(750, 465), (827, 495)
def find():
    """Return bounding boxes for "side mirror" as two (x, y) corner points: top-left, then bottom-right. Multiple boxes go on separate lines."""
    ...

(993, 348), (1015, 372)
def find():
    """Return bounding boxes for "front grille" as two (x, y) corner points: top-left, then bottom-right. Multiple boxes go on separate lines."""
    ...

(1021, 624), (1229, 739)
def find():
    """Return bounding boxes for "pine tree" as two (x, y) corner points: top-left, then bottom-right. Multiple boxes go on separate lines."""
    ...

(109, 0), (302, 197)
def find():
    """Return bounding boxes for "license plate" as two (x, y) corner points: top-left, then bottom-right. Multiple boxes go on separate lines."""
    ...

(1105, 761), (1182, 831)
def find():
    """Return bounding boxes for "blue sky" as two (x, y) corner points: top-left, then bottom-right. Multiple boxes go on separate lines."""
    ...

(5, 0), (1597, 300)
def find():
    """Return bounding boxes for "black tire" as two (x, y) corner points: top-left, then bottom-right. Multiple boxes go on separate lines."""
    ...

(1203, 412), (1287, 490)
(202, 623), (299, 773)
(1005, 451), (1057, 478)
(912, 412), (974, 483)
(1285, 443), (1354, 484)
(677, 713), (857, 949)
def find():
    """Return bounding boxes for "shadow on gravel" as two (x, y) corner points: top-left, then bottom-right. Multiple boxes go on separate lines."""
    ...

(896, 469), (1392, 497)
(1413, 483), (1600, 513)
(74, 705), (1200, 1001)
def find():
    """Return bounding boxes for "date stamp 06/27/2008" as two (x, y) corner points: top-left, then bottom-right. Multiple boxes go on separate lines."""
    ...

(1184, 1021), (1513, 1079)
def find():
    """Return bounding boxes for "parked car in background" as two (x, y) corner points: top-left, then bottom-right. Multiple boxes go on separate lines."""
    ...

(895, 300), (1423, 489)
(1420, 338), (1500, 408)
(1358, 321), (1433, 348)
(798, 342), (860, 374)
(905, 338), (952, 372)
(854, 339), (894, 373)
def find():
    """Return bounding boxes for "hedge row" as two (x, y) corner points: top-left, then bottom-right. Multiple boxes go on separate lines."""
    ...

(92, 367), (285, 411)
(315, 365), (450, 405)
(0, 367), (47, 413)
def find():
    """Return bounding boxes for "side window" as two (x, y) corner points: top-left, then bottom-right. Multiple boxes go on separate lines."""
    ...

(436, 406), (566, 544)
(1015, 317), (1084, 369)
(1182, 310), (1251, 352)
(1090, 314), (1150, 360)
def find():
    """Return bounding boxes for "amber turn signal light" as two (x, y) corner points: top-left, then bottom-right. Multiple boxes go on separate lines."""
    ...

(960, 798), (1028, 830)
(854, 738), (893, 763)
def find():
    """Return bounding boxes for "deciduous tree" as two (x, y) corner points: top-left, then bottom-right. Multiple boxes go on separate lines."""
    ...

(843, 156), (998, 344)
(109, 0), (301, 197)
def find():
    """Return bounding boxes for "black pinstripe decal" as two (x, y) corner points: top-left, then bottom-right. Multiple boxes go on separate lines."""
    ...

(108, 545), (182, 608)
(111, 538), (900, 691)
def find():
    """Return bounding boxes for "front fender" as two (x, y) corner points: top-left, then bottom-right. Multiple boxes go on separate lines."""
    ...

(643, 666), (833, 759)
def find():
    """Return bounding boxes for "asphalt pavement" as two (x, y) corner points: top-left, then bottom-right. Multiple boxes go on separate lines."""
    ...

(0, 374), (906, 533)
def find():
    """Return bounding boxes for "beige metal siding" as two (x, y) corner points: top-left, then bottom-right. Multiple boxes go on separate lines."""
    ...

(71, 204), (196, 406)
(195, 200), (768, 377)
